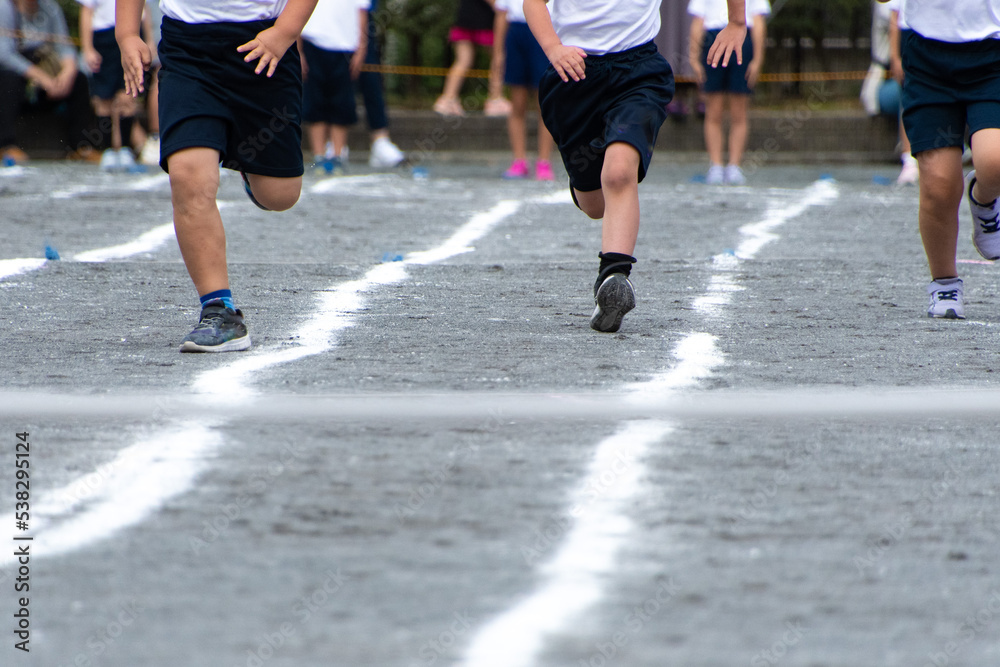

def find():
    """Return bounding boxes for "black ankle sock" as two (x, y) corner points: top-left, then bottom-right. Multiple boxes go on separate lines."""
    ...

(595, 252), (636, 294)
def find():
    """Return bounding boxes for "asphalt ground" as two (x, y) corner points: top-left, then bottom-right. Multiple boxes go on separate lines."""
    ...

(1, 156), (999, 667)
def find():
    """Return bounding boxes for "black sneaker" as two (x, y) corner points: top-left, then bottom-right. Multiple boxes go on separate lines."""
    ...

(179, 299), (251, 352)
(241, 171), (271, 211)
(590, 273), (635, 333)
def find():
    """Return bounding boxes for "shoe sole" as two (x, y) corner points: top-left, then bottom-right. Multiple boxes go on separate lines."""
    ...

(590, 274), (635, 333)
(927, 310), (965, 320)
(967, 171), (1000, 260)
(179, 335), (252, 353)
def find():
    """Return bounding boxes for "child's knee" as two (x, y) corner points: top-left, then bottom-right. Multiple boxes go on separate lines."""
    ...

(574, 189), (605, 219)
(601, 160), (638, 193)
(251, 175), (301, 211)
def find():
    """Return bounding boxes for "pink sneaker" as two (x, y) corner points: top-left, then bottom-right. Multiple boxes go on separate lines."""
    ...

(535, 160), (554, 181)
(503, 159), (529, 179)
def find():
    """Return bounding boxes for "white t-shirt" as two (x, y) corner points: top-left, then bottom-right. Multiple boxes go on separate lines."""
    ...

(885, 0), (908, 30)
(549, 0), (661, 55)
(495, 0), (527, 24)
(687, 0), (771, 31)
(159, 0), (288, 24)
(77, 0), (116, 31)
(301, 0), (370, 51)
(901, 0), (1000, 42)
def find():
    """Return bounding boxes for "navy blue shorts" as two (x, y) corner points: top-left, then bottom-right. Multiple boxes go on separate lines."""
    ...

(157, 16), (304, 177)
(301, 40), (358, 126)
(504, 22), (547, 89)
(539, 42), (674, 193)
(700, 29), (754, 95)
(89, 28), (125, 100)
(901, 29), (1000, 156)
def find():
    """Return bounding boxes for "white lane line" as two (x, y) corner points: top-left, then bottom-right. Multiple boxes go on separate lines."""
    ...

(458, 179), (840, 667)
(73, 223), (176, 262)
(0, 197), (530, 566)
(0, 258), (47, 281)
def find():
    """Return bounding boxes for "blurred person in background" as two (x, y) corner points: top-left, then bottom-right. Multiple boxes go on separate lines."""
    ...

(688, 0), (769, 186)
(0, 0), (96, 164)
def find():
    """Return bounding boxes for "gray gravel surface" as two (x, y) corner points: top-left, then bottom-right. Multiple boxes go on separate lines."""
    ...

(1, 158), (998, 667)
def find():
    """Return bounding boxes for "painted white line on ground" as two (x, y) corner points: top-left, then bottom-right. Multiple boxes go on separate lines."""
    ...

(74, 223), (176, 262)
(309, 173), (395, 194)
(458, 179), (839, 667)
(6, 197), (526, 565)
(0, 258), (47, 281)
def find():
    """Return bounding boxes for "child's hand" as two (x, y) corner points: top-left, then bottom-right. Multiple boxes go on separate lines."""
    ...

(83, 47), (102, 74)
(546, 43), (587, 83)
(119, 35), (151, 97)
(706, 23), (746, 69)
(238, 26), (295, 77)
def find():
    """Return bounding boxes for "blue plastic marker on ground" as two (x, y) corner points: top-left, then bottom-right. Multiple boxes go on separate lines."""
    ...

(45, 245), (60, 260)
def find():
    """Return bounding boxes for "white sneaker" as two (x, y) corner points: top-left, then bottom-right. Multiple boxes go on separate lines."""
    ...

(99, 148), (119, 172)
(896, 156), (918, 185)
(706, 164), (724, 185)
(139, 136), (160, 166)
(369, 137), (405, 168)
(724, 164), (746, 185)
(966, 170), (1000, 260)
(117, 147), (143, 173)
(926, 279), (965, 319)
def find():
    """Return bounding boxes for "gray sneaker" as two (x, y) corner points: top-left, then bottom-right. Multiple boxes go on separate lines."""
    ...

(180, 300), (251, 352)
(590, 273), (636, 333)
(966, 170), (1000, 260)
(926, 279), (965, 320)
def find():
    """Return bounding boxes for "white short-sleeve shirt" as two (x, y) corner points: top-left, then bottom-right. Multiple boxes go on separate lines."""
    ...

(301, 0), (371, 51)
(495, 0), (527, 24)
(901, 0), (1000, 42)
(886, 0), (908, 30)
(76, 0), (117, 31)
(549, 0), (662, 55)
(687, 0), (771, 31)
(159, 0), (289, 24)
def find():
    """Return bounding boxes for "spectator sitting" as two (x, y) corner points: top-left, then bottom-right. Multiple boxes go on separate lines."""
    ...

(0, 0), (98, 163)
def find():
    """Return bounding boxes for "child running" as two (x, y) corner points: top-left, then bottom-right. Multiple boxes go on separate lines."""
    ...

(877, 0), (1000, 319)
(523, 0), (747, 332)
(117, 0), (318, 352)
(79, 0), (140, 172)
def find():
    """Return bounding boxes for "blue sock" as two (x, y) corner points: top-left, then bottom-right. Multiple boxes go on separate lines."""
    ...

(200, 289), (235, 311)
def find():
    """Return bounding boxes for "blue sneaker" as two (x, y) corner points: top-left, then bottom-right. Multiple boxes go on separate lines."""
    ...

(180, 299), (251, 352)
(241, 171), (270, 211)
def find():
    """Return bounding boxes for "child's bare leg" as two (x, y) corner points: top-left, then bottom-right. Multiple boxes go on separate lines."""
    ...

(703, 92), (726, 165)
(331, 124), (349, 158)
(600, 142), (642, 255)
(441, 40), (474, 102)
(507, 86), (528, 161)
(727, 93), (749, 166)
(243, 174), (302, 212)
(573, 189), (605, 220)
(169, 147), (228, 296)
(969, 128), (1000, 203)
(308, 122), (327, 159)
(916, 147), (964, 279)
